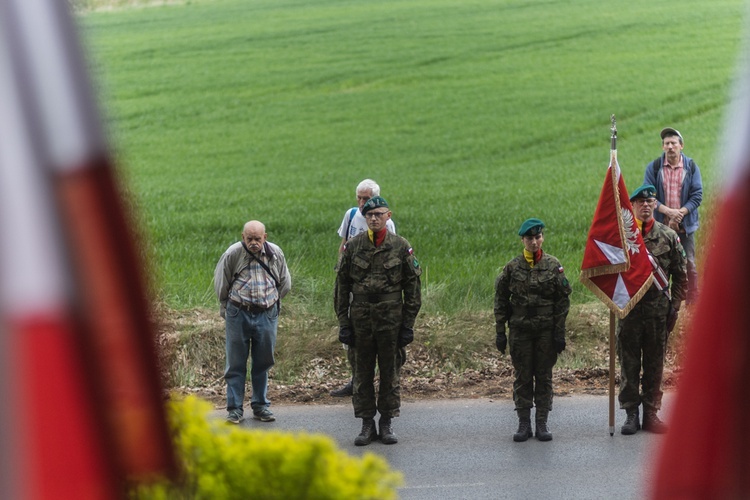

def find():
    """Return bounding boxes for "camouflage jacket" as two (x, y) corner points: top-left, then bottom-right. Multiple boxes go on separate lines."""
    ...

(640, 220), (688, 308)
(494, 253), (572, 338)
(335, 231), (422, 329)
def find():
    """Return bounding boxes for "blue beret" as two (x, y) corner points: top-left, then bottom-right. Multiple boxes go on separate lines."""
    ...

(361, 196), (389, 214)
(518, 218), (545, 237)
(630, 184), (657, 201)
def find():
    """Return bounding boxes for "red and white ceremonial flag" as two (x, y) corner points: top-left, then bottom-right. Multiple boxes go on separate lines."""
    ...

(580, 150), (653, 318)
(0, 0), (175, 497)
(0, 31), (118, 499)
(650, 26), (750, 498)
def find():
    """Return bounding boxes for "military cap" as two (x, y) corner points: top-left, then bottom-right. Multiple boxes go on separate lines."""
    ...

(361, 196), (389, 215)
(630, 184), (657, 201)
(660, 127), (683, 142)
(518, 218), (545, 237)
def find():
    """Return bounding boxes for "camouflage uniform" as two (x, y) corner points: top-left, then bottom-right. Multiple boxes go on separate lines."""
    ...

(335, 231), (421, 419)
(617, 220), (687, 413)
(494, 253), (572, 412)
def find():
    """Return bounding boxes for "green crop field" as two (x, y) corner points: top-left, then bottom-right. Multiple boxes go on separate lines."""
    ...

(79, 0), (745, 315)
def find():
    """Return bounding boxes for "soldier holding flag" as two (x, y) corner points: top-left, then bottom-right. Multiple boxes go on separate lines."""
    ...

(617, 184), (687, 435)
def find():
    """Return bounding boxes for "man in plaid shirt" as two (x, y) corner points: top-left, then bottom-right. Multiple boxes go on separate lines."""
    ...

(644, 127), (703, 305)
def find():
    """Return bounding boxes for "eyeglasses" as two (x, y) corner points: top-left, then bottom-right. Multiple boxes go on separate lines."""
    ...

(365, 211), (389, 219)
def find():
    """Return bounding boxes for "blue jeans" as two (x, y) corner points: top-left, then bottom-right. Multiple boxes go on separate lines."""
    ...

(224, 302), (278, 414)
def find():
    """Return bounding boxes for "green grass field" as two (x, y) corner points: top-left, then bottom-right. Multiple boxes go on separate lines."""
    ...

(80, 0), (745, 315)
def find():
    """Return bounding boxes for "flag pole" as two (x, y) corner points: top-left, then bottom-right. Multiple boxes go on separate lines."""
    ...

(608, 115), (617, 437)
(609, 311), (616, 436)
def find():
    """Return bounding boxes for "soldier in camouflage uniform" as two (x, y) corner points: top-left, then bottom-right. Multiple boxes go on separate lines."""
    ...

(494, 218), (572, 442)
(335, 196), (422, 446)
(618, 184), (687, 435)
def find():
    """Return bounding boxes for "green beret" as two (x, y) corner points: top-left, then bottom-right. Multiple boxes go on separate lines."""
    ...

(630, 184), (657, 202)
(361, 196), (389, 214)
(518, 218), (545, 237)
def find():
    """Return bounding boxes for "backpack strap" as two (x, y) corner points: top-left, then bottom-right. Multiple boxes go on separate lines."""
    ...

(344, 207), (357, 241)
(653, 155), (662, 176)
(240, 241), (280, 288)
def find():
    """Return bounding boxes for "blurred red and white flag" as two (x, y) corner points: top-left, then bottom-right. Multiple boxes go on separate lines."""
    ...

(650, 25), (750, 498)
(0, 0), (175, 498)
(580, 151), (653, 318)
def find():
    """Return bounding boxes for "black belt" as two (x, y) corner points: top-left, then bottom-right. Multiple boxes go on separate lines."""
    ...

(229, 299), (272, 313)
(512, 305), (554, 317)
(352, 292), (402, 303)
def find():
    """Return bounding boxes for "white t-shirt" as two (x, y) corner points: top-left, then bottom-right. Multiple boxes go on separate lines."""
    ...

(337, 207), (396, 241)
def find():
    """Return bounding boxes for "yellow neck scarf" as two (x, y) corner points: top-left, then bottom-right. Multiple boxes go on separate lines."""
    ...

(524, 249), (535, 268)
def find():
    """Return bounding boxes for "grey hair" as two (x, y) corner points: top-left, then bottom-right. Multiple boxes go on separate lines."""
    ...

(356, 179), (380, 196)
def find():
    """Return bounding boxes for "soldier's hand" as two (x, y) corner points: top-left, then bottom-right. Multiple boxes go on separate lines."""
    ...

(495, 331), (507, 354)
(339, 326), (354, 346)
(554, 336), (566, 354)
(398, 326), (414, 348)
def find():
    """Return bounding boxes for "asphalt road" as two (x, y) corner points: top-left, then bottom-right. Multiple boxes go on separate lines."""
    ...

(229, 394), (673, 500)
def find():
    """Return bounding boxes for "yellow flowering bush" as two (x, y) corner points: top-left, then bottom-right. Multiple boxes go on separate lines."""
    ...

(131, 396), (402, 499)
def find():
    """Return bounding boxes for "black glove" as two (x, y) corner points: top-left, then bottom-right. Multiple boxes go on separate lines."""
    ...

(554, 336), (566, 354)
(339, 326), (354, 346)
(495, 331), (507, 354)
(398, 326), (414, 348)
(667, 301), (679, 334)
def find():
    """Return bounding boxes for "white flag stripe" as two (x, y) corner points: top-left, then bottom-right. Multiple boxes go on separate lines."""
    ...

(9, 0), (104, 171)
(0, 35), (68, 313)
(594, 239), (627, 265)
(612, 274), (631, 309)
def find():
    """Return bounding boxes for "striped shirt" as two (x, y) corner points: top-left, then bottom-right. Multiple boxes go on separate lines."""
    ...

(229, 251), (279, 309)
(662, 155), (684, 213)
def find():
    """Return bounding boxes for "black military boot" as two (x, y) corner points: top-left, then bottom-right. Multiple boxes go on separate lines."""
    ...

(621, 407), (640, 435)
(642, 408), (668, 434)
(330, 379), (353, 397)
(379, 417), (398, 445)
(513, 408), (533, 442)
(535, 409), (553, 442)
(354, 418), (378, 446)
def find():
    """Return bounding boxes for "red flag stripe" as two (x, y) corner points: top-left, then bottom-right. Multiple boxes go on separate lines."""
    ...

(59, 165), (176, 477)
(651, 174), (750, 497)
(14, 314), (117, 500)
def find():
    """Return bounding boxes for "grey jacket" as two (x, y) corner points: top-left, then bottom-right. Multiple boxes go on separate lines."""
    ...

(213, 240), (291, 317)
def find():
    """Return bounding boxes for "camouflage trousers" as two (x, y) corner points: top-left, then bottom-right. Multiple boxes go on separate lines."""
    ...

(616, 309), (668, 411)
(509, 330), (558, 411)
(346, 343), (406, 373)
(351, 304), (401, 419)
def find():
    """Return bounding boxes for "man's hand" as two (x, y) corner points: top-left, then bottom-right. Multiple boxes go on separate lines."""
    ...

(339, 326), (354, 346)
(495, 330), (507, 354)
(398, 326), (414, 348)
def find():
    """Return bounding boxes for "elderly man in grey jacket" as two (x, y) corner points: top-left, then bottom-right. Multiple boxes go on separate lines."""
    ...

(214, 220), (291, 424)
